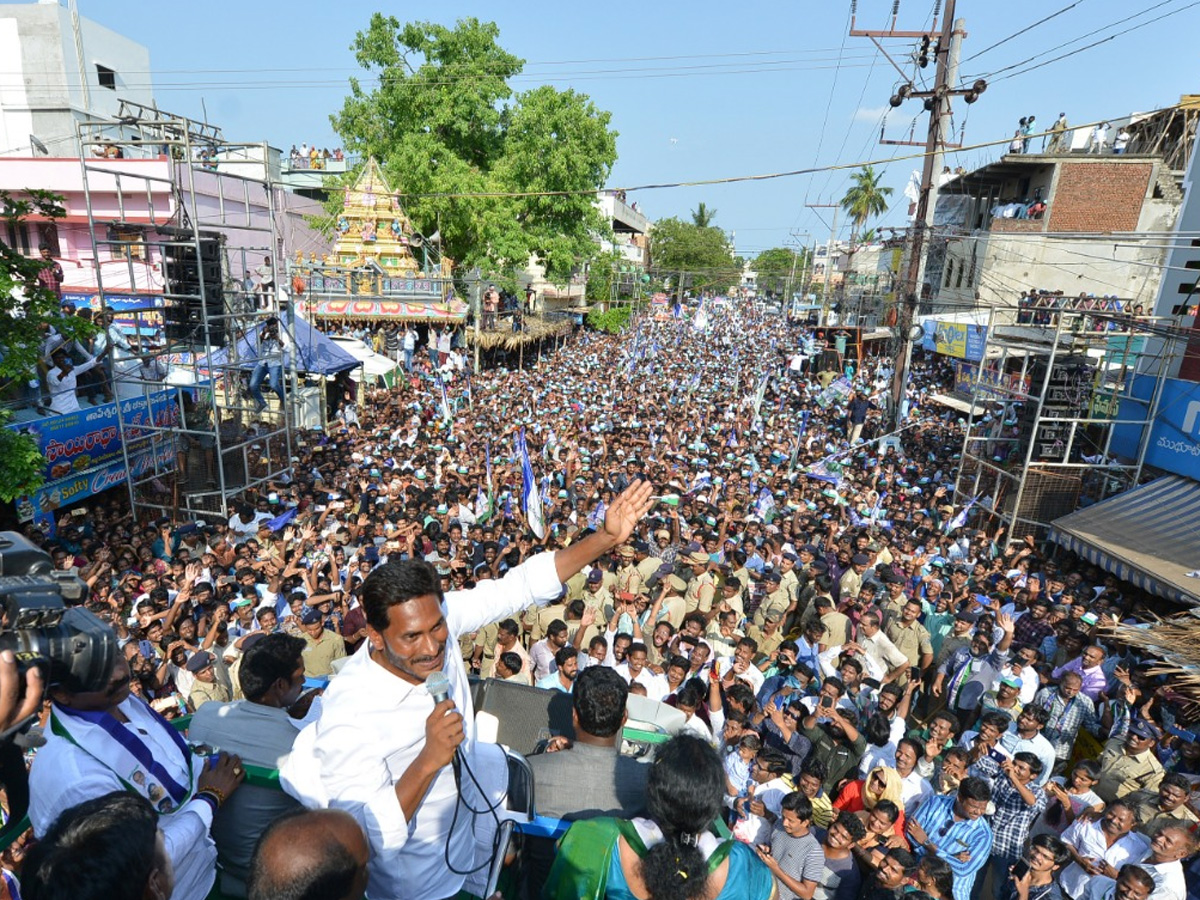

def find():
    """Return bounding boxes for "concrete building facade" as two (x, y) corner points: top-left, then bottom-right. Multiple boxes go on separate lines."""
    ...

(0, 0), (154, 157)
(929, 153), (1183, 319)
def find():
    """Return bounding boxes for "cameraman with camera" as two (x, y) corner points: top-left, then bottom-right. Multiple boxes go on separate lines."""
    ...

(29, 652), (246, 900)
(0, 530), (245, 900)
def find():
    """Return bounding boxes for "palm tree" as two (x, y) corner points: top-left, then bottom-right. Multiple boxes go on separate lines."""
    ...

(691, 202), (717, 228)
(840, 166), (893, 240)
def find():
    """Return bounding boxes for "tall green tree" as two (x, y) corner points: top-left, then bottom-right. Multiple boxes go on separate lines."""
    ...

(0, 190), (92, 502)
(649, 218), (739, 295)
(331, 15), (619, 285)
(753, 246), (810, 297)
(840, 166), (893, 240)
(690, 202), (717, 228)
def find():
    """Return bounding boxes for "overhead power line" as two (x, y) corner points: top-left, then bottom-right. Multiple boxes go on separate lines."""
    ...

(957, 1), (1087, 65)
(960, 0), (1200, 85)
(0, 54), (887, 93)
(382, 107), (1176, 199)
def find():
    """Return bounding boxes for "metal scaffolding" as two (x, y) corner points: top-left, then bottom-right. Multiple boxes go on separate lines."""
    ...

(951, 308), (1184, 539)
(76, 103), (296, 525)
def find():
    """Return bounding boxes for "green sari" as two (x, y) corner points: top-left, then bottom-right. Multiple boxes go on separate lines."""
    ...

(541, 817), (734, 900)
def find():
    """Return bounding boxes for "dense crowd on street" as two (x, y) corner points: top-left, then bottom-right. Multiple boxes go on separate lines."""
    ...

(7, 300), (1199, 900)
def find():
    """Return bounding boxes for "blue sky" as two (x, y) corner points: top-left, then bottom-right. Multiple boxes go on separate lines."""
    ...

(84, 0), (1200, 258)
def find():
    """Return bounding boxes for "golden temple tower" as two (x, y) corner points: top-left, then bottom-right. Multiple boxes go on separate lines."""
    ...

(332, 158), (421, 284)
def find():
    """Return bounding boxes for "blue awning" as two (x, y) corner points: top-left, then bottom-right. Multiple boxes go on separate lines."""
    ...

(1048, 476), (1200, 606)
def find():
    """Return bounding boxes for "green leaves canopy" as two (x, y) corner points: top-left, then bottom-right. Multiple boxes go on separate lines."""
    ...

(0, 190), (92, 501)
(649, 218), (740, 295)
(691, 202), (717, 228)
(753, 246), (809, 296)
(840, 165), (893, 234)
(332, 15), (618, 284)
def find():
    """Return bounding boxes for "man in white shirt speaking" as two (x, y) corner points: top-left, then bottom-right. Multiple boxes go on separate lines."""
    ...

(283, 480), (653, 900)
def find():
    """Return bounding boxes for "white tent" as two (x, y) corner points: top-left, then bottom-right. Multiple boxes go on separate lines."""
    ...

(328, 335), (399, 386)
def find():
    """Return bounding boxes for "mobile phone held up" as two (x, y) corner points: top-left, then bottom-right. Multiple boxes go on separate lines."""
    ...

(1010, 860), (1030, 881)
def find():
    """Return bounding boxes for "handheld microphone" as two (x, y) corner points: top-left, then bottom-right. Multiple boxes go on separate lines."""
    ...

(425, 670), (451, 705)
(425, 671), (463, 789)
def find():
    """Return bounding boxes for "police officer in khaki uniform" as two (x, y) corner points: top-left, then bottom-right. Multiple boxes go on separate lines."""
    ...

(472, 621), (500, 673)
(745, 611), (786, 662)
(581, 567), (612, 613)
(615, 545), (644, 595)
(683, 550), (717, 618)
(754, 570), (790, 629)
(778, 553), (800, 611)
(634, 540), (663, 585)
(564, 569), (588, 603)
(838, 552), (869, 604)
(529, 591), (570, 644)
(658, 574), (690, 629)
(300, 606), (347, 678)
(1094, 719), (1166, 804)
(885, 597), (933, 686)
(186, 650), (231, 710)
(879, 573), (910, 624)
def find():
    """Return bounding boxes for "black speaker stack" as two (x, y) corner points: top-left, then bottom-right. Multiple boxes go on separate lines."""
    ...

(162, 230), (225, 346)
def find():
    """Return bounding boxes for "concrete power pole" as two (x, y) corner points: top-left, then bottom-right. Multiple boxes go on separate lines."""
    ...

(846, 2), (987, 427)
(890, 8), (965, 427)
(806, 202), (840, 325)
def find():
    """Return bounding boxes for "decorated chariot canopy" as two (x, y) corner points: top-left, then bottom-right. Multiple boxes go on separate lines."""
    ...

(291, 157), (463, 321)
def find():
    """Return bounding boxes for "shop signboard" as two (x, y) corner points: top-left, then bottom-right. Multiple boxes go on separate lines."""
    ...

(1110, 374), (1200, 480)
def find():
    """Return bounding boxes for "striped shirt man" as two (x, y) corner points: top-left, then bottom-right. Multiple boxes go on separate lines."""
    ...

(909, 789), (994, 900)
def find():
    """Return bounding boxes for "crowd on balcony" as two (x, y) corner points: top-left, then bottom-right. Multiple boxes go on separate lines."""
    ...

(1016, 289), (1148, 329)
(287, 144), (345, 169)
(2, 300), (1197, 900)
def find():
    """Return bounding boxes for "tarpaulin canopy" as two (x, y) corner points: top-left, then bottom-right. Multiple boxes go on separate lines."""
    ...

(1048, 475), (1200, 606)
(204, 311), (360, 376)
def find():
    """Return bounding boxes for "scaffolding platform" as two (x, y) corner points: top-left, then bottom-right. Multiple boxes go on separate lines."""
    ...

(950, 307), (1186, 539)
(76, 104), (297, 525)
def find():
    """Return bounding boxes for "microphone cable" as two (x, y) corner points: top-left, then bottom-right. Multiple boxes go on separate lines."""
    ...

(427, 672), (511, 877)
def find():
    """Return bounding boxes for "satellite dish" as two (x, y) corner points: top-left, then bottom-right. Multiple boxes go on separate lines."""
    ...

(29, 134), (49, 156)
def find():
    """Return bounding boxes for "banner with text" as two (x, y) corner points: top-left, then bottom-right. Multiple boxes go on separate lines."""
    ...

(1109, 374), (1200, 481)
(15, 440), (178, 524)
(926, 319), (987, 361)
(7, 389), (180, 484)
(954, 362), (1033, 400)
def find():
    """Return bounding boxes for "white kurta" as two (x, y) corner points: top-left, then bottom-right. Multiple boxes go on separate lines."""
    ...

(282, 551), (562, 900)
(48, 357), (100, 415)
(29, 698), (216, 900)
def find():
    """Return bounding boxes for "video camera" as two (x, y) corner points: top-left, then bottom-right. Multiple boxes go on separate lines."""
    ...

(0, 532), (118, 737)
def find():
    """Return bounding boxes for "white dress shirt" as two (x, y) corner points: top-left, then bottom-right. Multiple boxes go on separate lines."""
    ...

(529, 637), (558, 681)
(282, 551), (561, 900)
(30, 698), (217, 900)
(48, 356), (100, 415)
(900, 769), (934, 816)
(1059, 817), (1150, 899)
(615, 662), (668, 701)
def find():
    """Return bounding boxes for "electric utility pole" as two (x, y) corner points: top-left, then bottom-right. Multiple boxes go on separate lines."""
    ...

(849, 0), (986, 428)
(806, 202), (840, 325)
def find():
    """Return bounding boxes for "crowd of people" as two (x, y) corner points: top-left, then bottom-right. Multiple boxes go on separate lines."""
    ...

(5, 299), (1199, 900)
(1006, 113), (1130, 156)
(1015, 289), (1147, 329)
(287, 145), (345, 170)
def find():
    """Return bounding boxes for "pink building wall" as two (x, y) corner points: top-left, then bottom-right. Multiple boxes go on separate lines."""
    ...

(0, 156), (327, 297)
